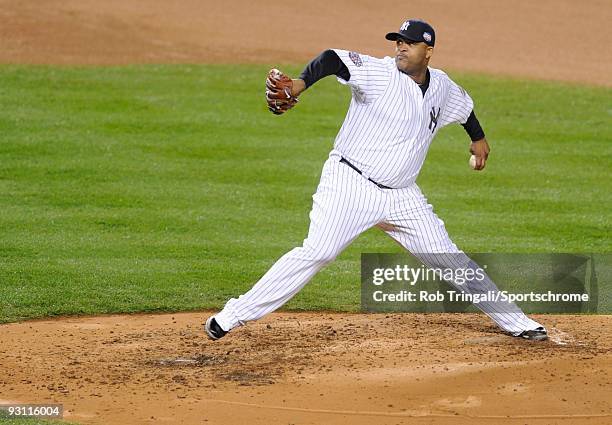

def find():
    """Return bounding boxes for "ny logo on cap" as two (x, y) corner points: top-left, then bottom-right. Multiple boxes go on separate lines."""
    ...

(400, 21), (411, 31)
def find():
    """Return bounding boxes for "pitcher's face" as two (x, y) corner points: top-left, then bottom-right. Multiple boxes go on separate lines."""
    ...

(394, 38), (433, 75)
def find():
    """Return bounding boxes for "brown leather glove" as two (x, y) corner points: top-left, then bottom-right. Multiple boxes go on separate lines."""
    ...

(266, 69), (299, 115)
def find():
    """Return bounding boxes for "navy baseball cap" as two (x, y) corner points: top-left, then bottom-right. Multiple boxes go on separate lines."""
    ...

(385, 19), (436, 47)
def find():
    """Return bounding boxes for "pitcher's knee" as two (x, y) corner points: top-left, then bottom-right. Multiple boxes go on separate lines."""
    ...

(290, 244), (339, 266)
(308, 247), (339, 265)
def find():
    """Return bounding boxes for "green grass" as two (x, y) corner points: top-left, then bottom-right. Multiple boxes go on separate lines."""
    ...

(0, 419), (73, 425)
(0, 65), (610, 323)
(0, 409), (74, 425)
(0, 421), (69, 425)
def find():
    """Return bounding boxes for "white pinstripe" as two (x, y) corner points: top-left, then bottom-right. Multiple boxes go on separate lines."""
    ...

(214, 51), (543, 336)
(331, 49), (473, 189)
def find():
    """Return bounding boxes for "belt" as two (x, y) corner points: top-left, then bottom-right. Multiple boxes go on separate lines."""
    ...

(339, 157), (393, 189)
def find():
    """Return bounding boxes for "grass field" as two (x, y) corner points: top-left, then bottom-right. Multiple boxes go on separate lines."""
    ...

(0, 65), (610, 323)
(0, 417), (73, 425)
(0, 407), (74, 425)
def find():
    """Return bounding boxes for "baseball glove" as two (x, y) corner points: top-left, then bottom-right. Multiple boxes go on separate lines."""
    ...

(266, 68), (298, 115)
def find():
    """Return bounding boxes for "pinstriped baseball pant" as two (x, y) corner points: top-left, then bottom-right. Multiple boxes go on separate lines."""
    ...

(215, 153), (543, 335)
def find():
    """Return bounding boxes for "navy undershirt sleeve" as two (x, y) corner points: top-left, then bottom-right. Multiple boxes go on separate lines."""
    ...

(299, 49), (351, 88)
(462, 110), (486, 141)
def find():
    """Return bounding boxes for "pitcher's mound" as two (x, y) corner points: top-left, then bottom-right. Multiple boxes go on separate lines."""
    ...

(1, 312), (610, 424)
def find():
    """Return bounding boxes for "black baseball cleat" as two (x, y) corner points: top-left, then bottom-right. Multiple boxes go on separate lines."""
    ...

(205, 316), (227, 340)
(517, 326), (548, 341)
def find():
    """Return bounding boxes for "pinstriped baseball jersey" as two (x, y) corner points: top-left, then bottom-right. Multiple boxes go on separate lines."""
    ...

(332, 49), (473, 188)
(210, 40), (546, 339)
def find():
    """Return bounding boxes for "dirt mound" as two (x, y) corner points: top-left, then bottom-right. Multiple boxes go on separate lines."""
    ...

(1, 312), (610, 424)
(1, 0), (610, 86)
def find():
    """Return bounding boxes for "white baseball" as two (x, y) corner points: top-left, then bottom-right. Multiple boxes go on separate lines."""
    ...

(469, 155), (477, 169)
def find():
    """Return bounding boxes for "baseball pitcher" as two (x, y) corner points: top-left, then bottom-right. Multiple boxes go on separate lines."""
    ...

(205, 19), (547, 342)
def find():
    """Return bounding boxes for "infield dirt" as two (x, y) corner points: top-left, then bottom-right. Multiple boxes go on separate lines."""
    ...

(1, 312), (611, 424)
(1, 0), (611, 86)
(1, 1), (611, 424)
